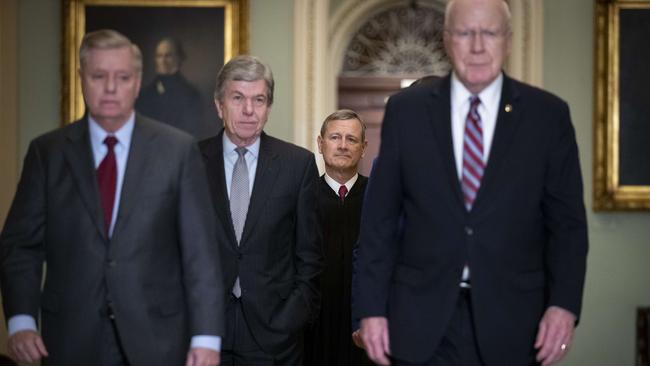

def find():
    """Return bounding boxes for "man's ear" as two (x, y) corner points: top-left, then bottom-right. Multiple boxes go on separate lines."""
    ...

(214, 99), (224, 119)
(317, 135), (323, 154)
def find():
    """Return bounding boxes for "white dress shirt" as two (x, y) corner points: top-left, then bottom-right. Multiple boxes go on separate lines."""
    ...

(450, 72), (503, 179)
(323, 173), (359, 197)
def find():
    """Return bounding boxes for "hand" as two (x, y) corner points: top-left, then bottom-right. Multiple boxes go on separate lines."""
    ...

(360, 316), (391, 365)
(185, 347), (220, 366)
(352, 329), (364, 349)
(535, 306), (576, 366)
(7, 330), (48, 363)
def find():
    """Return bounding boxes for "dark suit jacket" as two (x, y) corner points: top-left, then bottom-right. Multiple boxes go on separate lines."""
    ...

(199, 130), (322, 355)
(0, 115), (224, 366)
(354, 74), (588, 365)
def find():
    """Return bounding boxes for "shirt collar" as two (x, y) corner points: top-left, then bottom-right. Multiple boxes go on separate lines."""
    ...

(88, 112), (136, 150)
(450, 72), (503, 113)
(222, 132), (260, 160)
(324, 172), (359, 196)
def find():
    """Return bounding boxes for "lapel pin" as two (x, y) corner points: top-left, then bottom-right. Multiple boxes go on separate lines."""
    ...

(504, 104), (513, 112)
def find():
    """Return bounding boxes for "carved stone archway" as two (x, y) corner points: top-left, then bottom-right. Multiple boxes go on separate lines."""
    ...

(293, 0), (544, 154)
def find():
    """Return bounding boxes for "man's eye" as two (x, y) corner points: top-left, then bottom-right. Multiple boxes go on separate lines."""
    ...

(481, 30), (497, 38)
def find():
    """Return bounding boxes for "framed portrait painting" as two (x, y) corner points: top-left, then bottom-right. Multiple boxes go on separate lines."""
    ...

(62, 0), (249, 139)
(594, 0), (650, 210)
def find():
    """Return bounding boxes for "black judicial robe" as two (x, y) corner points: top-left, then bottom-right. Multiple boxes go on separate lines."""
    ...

(304, 175), (372, 366)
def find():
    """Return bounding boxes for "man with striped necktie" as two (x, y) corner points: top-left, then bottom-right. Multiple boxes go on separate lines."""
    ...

(355, 1), (588, 365)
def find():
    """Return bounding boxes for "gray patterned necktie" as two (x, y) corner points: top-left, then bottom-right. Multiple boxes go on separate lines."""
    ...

(230, 147), (249, 298)
(230, 147), (250, 243)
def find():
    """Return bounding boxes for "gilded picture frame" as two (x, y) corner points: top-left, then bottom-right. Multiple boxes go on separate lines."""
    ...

(594, 0), (650, 210)
(62, 0), (249, 135)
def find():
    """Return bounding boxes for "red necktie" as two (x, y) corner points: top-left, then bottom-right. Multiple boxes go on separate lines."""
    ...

(461, 96), (484, 211)
(97, 136), (118, 236)
(338, 185), (348, 203)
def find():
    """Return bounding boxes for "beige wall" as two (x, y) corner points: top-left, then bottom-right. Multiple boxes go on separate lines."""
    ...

(544, 1), (650, 365)
(1, 0), (649, 365)
(249, 0), (294, 142)
(0, 0), (18, 356)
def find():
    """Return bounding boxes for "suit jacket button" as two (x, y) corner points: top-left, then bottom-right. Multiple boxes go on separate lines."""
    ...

(465, 227), (474, 236)
(237, 253), (243, 260)
(107, 259), (117, 267)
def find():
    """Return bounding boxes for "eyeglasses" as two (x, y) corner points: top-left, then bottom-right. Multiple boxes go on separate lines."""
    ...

(446, 29), (508, 42)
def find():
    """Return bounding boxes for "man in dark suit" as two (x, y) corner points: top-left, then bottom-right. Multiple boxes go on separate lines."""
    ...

(355, 1), (588, 366)
(0, 29), (224, 366)
(199, 55), (322, 365)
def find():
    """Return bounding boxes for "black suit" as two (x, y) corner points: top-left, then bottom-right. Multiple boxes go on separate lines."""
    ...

(0, 115), (224, 366)
(199, 131), (322, 361)
(354, 74), (588, 365)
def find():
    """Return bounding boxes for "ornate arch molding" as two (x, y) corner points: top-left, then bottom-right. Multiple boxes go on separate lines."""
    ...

(293, 0), (543, 151)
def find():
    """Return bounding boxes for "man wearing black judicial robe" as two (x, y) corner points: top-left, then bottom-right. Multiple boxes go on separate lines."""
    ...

(304, 110), (373, 366)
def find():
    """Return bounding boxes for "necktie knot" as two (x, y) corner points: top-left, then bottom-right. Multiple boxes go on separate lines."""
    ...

(470, 95), (481, 109)
(338, 185), (348, 202)
(104, 136), (118, 150)
(235, 147), (248, 158)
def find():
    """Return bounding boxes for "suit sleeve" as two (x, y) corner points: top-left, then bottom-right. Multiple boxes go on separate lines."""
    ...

(0, 141), (47, 322)
(542, 101), (588, 320)
(177, 142), (225, 337)
(291, 155), (323, 324)
(354, 96), (402, 320)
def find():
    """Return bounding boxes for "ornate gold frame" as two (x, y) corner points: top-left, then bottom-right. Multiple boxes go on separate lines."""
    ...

(594, 0), (650, 210)
(61, 0), (249, 125)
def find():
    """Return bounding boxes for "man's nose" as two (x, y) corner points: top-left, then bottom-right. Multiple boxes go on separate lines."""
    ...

(105, 75), (117, 93)
(471, 32), (486, 52)
(242, 99), (254, 115)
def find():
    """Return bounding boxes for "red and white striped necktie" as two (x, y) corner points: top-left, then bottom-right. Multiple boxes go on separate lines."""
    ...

(461, 96), (484, 211)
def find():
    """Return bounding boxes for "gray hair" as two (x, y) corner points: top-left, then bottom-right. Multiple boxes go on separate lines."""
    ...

(444, 0), (512, 34)
(214, 55), (274, 105)
(320, 109), (367, 142)
(79, 29), (142, 72)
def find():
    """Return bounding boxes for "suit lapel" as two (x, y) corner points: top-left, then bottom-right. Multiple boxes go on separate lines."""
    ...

(473, 75), (521, 211)
(427, 76), (465, 209)
(201, 131), (238, 245)
(111, 115), (154, 239)
(62, 119), (107, 241)
(240, 133), (280, 247)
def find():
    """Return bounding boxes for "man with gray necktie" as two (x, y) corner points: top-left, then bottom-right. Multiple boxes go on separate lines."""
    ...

(199, 55), (323, 365)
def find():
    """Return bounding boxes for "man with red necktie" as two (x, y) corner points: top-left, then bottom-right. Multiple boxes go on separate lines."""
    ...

(355, 1), (588, 365)
(0, 29), (224, 366)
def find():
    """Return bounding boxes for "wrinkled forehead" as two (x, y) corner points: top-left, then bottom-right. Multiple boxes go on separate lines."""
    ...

(326, 119), (363, 135)
(446, 0), (509, 30)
